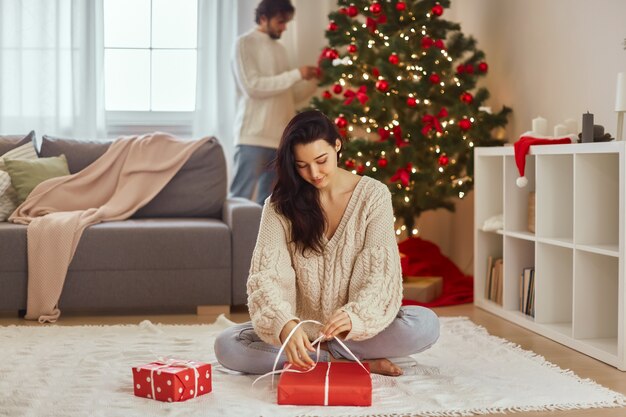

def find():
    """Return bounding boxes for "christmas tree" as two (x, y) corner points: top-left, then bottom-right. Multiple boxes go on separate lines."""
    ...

(311, 0), (511, 234)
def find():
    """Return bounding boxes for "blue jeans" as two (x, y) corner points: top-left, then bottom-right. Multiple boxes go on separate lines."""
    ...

(214, 306), (440, 374)
(229, 145), (277, 205)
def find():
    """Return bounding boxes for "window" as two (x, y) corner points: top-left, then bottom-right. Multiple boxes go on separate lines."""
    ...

(103, 0), (198, 134)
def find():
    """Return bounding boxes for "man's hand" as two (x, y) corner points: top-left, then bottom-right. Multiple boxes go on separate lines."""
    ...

(279, 320), (315, 369)
(299, 65), (318, 80)
(320, 310), (352, 340)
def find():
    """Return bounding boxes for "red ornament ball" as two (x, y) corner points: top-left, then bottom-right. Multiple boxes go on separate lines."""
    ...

(421, 36), (434, 49)
(339, 7), (348, 15)
(322, 90), (332, 99)
(335, 116), (348, 128)
(372, 67), (380, 78)
(478, 61), (489, 73)
(376, 79), (389, 92)
(345, 159), (355, 169)
(356, 164), (365, 174)
(456, 64), (465, 74)
(460, 92), (473, 104)
(348, 44), (357, 53)
(438, 154), (449, 166)
(328, 21), (338, 31)
(434, 39), (445, 49)
(378, 158), (388, 168)
(388, 53), (399, 65)
(325, 48), (339, 60)
(406, 97), (417, 107)
(431, 4), (444, 16)
(347, 4), (359, 17)
(332, 84), (343, 94)
(370, 2), (382, 14)
(459, 119), (472, 131)
(465, 64), (475, 74)
(429, 73), (441, 84)
(396, 1), (406, 11)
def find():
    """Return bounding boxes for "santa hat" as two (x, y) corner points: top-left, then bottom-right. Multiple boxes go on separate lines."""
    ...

(514, 133), (577, 187)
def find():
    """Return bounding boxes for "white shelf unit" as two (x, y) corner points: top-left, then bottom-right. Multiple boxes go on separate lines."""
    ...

(474, 142), (625, 370)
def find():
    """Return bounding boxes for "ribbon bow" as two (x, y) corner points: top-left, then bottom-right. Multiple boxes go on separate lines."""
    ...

(366, 14), (387, 32)
(252, 320), (369, 396)
(421, 107), (449, 135)
(151, 358), (200, 400)
(343, 86), (369, 105)
(390, 163), (413, 187)
(332, 56), (353, 67)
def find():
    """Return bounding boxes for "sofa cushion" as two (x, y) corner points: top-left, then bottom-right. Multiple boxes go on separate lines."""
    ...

(38, 135), (227, 218)
(4, 154), (70, 204)
(0, 141), (39, 221)
(0, 131), (36, 155)
(39, 135), (111, 174)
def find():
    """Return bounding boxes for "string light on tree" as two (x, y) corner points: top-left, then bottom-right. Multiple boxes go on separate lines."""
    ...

(311, 0), (511, 232)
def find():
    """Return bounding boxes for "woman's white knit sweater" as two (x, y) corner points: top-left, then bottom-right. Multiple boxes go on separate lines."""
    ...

(247, 176), (403, 346)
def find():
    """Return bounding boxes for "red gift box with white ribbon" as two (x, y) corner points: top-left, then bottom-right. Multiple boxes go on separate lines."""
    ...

(277, 361), (371, 406)
(132, 359), (212, 402)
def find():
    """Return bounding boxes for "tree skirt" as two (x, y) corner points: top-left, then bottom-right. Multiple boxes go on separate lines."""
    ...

(1, 316), (624, 417)
(400, 237), (474, 307)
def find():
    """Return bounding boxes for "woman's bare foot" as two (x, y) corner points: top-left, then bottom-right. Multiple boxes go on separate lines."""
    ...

(320, 342), (403, 376)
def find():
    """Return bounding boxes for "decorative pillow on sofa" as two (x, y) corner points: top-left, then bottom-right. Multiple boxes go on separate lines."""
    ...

(0, 140), (39, 221)
(4, 154), (70, 204)
(39, 135), (112, 174)
(39, 135), (227, 218)
(0, 131), (36, 156)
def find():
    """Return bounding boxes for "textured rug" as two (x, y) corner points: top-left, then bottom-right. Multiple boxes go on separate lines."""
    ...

(1, 316), (624, 417)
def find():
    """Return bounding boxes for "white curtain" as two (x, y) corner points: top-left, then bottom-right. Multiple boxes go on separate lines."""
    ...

(193, 0), (239, 160)
(0, 0), (106, 141)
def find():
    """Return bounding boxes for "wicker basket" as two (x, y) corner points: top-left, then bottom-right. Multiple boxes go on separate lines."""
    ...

(528, 192), (536, 233)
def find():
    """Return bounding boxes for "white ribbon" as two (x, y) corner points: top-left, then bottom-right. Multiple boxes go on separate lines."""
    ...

(149, 357), (200, 401)
(252, 319), (369, 396)
(332, 56), (353, 66)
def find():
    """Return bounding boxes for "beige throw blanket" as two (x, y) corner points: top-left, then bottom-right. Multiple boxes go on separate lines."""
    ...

(10, 133), (210, 323)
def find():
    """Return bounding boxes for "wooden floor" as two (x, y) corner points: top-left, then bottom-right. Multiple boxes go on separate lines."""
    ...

(2, 303), (625, 416)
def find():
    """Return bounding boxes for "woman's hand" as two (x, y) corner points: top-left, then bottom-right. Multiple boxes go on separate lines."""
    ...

(321, 310), (352, 340)
(279, 320), (315, 369)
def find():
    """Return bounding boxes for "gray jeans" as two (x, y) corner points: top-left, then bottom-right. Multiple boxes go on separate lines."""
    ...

(229, 144), (277, 205)
(214, 306), (440, 374)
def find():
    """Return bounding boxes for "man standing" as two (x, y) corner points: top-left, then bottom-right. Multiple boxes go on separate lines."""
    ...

(230, 0), (318, 205)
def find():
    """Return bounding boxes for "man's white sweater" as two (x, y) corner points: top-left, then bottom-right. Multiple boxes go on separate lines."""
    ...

(232, 29), (315, 149)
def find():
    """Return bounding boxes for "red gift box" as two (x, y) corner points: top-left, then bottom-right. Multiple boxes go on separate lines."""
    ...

(132, 360), (212, 402)
(277, 362), (371, 406)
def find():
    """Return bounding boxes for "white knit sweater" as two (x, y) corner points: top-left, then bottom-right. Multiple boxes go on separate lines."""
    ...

(247, 176), (403, 346)
(232, 29), (316, 149)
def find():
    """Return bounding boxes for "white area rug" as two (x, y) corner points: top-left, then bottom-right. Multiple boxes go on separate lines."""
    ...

(1, 316), (624, 417)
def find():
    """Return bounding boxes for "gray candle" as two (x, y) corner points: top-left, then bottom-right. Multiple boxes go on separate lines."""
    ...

(582, 112), (594, 143)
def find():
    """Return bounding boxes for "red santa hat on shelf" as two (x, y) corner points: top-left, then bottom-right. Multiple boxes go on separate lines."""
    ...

(514, 133), (578, 187)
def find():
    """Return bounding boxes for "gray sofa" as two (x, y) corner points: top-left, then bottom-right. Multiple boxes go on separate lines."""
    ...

(0, 133), (261, 315)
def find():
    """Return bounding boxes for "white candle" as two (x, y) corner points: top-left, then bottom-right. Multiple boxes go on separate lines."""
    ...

(554, 124), (567, 137)
(532, 116), (548, 136)
(564, 118), (578, 135)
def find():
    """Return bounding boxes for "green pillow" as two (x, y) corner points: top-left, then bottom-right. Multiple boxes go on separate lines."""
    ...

(4, 154), (70, 204)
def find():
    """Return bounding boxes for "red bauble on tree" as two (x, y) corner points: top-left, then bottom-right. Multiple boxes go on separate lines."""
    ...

(458, 119), (472, 131)
(431, 4), (444, 16)
(478, 62), (489, 73)
(396, 1), (406, 11)
(347, 4), (358, 17)
(356, 164), (365, 174)
(429, 73), (441, 84)
(434, 39), (445, 49)
(332, 83), (343, 94)
(344, 159), (355, 169)
(421, 36), (434, 48)
(328, 21), (338, 31)
(335, 115), (348, 128)
(406, 97), (417, 107)
(370, 2), (382, 14)
(378, 158), (388, 168)
(376, 79), (389, 92)
(456, 64), (465, 74)
(460, 92), (473, 104)
(465, 64), (475, 74)
(325, 48), (339, 60)
(388, 53), (399, 65)
(322, 90), (332, 99)
(438, 154), (449, 166)
(348, 44), (357, 53)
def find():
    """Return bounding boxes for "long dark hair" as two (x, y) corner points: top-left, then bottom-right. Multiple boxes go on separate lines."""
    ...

(271, 110), (343, 255)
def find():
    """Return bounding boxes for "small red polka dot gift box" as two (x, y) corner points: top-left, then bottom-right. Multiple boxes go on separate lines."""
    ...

(132, 359), (212, 402)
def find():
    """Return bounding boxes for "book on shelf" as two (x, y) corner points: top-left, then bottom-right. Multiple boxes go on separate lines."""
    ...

(485, 257), (503, 305)
(519, 267), (535, 317)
